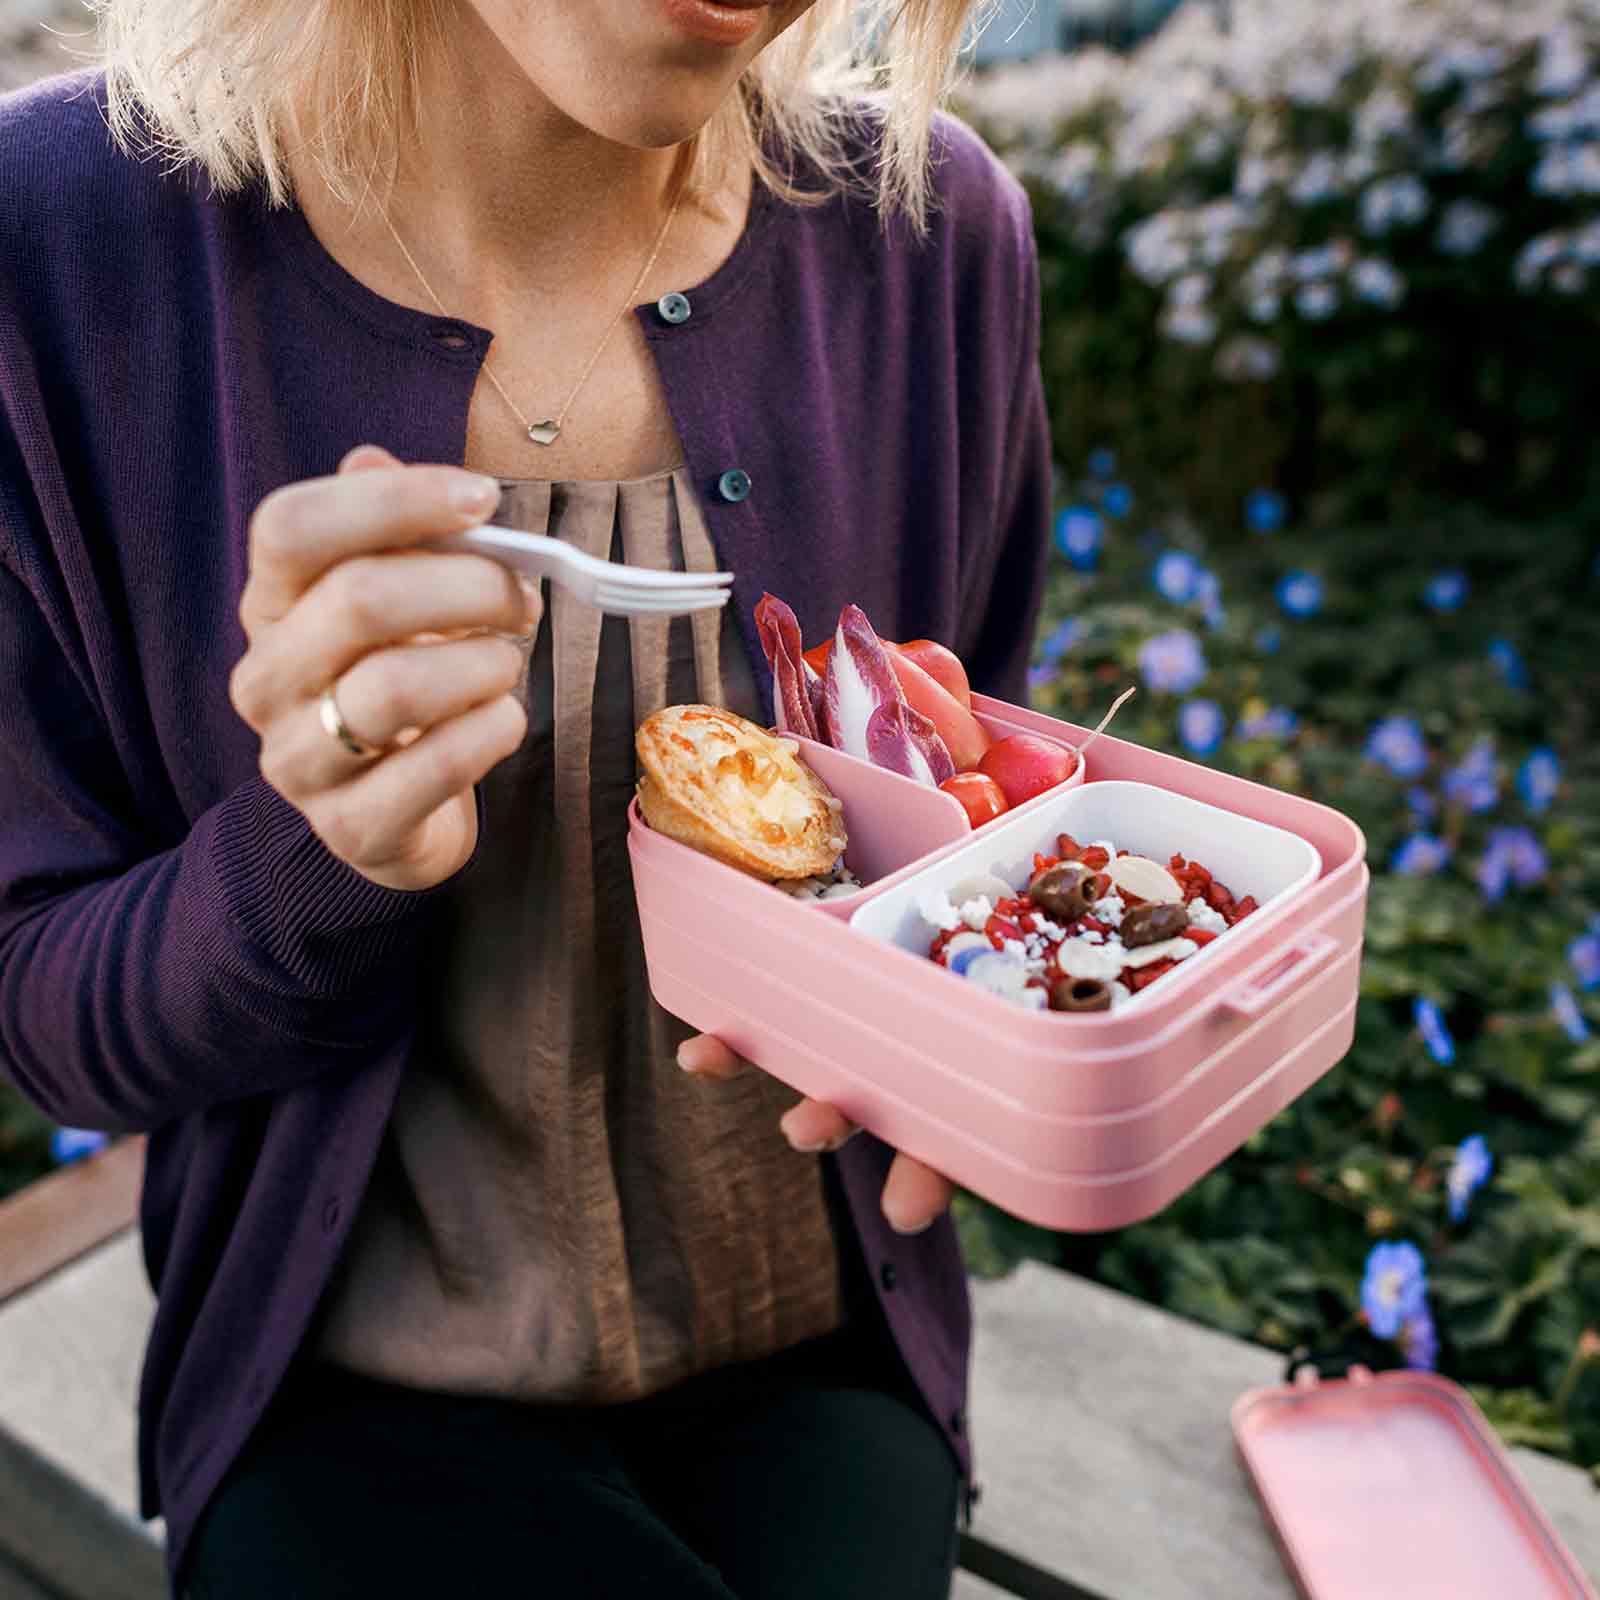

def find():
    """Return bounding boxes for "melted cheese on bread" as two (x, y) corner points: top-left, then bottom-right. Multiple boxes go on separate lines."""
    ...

(635, 705), (845, 881)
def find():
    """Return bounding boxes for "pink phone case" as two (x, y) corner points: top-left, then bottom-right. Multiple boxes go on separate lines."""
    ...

(627, 693), (1369, 1230)
(1233, 1367), (1598, 1598)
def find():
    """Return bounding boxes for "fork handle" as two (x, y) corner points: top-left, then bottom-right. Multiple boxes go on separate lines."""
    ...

(420, 525), (559, 583)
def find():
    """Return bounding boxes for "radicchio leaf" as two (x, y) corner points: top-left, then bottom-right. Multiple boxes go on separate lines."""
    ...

(823, 604), (955, 787)
(754, 592), (820, 742)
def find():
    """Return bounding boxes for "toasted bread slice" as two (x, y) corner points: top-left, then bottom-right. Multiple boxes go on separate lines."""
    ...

(635, 705), (846, 881)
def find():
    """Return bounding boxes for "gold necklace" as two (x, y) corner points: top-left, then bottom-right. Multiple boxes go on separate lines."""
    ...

(371, 171), (686, 448)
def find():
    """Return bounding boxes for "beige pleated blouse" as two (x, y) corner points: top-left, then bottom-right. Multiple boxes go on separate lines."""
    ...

(308, 465), (844, 1403)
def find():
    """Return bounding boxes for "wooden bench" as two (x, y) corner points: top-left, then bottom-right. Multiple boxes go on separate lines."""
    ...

(3, 1145), (1597, 1599)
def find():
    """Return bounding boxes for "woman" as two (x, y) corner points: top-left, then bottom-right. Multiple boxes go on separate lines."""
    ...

(0, 0), (1051, 1594)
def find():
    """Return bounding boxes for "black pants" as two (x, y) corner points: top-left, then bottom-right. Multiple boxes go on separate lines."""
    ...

(182, 1174), (960, 1599)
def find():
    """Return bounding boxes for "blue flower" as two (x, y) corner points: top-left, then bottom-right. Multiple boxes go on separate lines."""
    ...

(1246, 489), (1287, 534)
(1551, 983), (1591, 1044)
(1139, 629), (1208, 694)
(1518, 748), (1561, 814)
(1102, 482), (1134, 518)
(1088, 446), (1117, 479)
(1178, 698), (1227, 756)
(1366, 716), (1430, 779)
(1361, 1241), (1428, 1339)
(1154, 550), (1203, 603)
(49, 1127), (110, 1166)
(1423, 569), (1469, 612)
(1194, 570), (1225, 628)
(1414, 996), (1456, 1064)
(1038, 617), (1085, 663)
(1054, 505), (1104, 571)
(1408, 787), (1439, 820)
(1391, 833), (1453, 876)
(1569, 930), (1600, 990)
(1443, 740), (1499, 814)
(1237, 705), (1299, 741)
(1477, 826), (1548, 901)
(1277, 571), (1324, 618)
(1400, 1308), (1439, 1371)
(1027, 662), (1057, 693)
(1486, 637), (1529, 690)
(1255, 625), (1283, 655)
(1446, 1135), (1494, 1223)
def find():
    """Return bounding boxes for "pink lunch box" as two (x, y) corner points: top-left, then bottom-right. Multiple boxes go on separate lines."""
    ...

(1233, 1366), (1598, 1598)
(627, 692), (1369, 1231)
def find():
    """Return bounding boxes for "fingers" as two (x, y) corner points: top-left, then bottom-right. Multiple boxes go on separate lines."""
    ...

(239, 446), (505, 636)
(232, 550), (537, 724)
(880, 1154), (955, 1235)
(262, 632), (531, 799)
(777, 1098), (858, 1154)
(676, 1034), (748, 1080)
(295, 692), (528, 873)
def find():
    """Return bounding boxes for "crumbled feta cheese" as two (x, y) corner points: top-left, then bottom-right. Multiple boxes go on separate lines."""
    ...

(1002, 938), (1028, 962)
(1018, 986), (1050, 1010)
(1082, 930), (1106, 945)
(917, 889), (963, 932)
(1186, 898), (1229, 934)
(1033, 917), (1067, 941)
(1091, 894), (1127, 923)
(1107, 981), (1133, 1009)
(959, 895), (995, 930)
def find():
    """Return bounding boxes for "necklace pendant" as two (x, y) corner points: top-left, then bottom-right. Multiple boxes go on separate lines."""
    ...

(527, 420), (561, 446)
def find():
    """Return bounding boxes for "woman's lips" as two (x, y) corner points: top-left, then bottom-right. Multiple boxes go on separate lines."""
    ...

(657, 0), (770, 48)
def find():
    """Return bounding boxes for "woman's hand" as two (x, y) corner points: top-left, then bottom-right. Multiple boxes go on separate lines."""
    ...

(229, 444), (541, 892)
(676, 1034), (955, 1234)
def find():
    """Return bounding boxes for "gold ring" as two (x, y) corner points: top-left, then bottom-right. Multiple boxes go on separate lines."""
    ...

(318, 682), (382, 758)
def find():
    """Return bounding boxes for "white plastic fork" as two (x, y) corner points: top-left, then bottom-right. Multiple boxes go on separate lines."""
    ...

(423, 523), (735, 618)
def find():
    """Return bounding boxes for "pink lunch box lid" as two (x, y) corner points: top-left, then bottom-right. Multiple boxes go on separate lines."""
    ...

(1232, 1367), (1598, 1599)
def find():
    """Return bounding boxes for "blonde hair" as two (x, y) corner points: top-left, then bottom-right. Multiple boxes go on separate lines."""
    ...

(85, 0), (1003, 237)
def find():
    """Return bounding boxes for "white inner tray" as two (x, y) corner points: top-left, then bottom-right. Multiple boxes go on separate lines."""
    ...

(849, 780), (1323, 1011)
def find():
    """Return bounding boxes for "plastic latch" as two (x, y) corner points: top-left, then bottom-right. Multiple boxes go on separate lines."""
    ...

(1219, 931), (1340, 1019)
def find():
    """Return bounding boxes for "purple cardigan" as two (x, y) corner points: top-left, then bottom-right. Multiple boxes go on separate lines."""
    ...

(0, 67), (1050, 1588)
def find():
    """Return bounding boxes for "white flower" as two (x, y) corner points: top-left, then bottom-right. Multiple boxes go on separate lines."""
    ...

(1293, 244), (1346, 281)
(1352, 257), (1407, 309)
(1216, 335), (1281, 381)
(1574, 220), (1600, 265)
(1124, 212), (1193, 286)
(1435, 200), (1500, 257)
(1162, 305), (1219, 344)
(1551, 261), (1587, 295)
(1515, 232), (1568, 291)
(1295, 281), (1340, 321)
(1536, 25), (1589, 99)
(1247, 290), (1283, 324)
(1285, 57), (1347, 108)
(1236, 154), (1287, 200)
(1171, 272), (1212, 309)
(1361, 175), (1431, 236)
(1290, 151), (1344, 206)
(1355, 85), (1414, 146)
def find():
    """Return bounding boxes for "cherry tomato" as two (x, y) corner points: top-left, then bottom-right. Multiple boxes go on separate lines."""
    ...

(939, 772), (1009, 829)
(976, 734), (1079, 809)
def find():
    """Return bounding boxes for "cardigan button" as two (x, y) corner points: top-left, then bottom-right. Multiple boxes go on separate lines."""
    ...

(717, 468), (751, 503)
(879, 1261), (897, 1291)
(656, 291), (692, 325)
(321, 1196), (342, 1232)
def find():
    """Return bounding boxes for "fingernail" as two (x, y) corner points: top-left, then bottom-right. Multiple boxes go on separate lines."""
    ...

(452, 473), (501, 516)
(888, 1214), (935, 1236)
(676, 1046), (698, 1072)
(518, 575), (542, 630)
